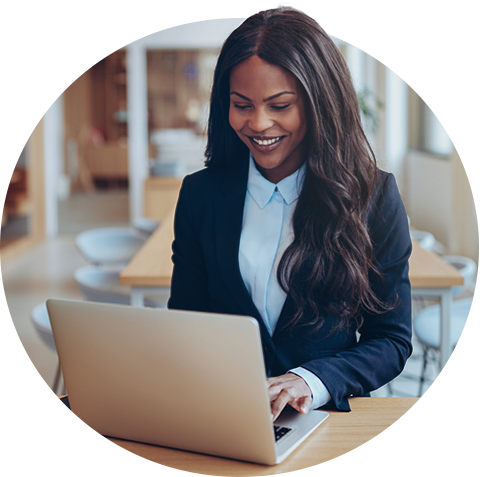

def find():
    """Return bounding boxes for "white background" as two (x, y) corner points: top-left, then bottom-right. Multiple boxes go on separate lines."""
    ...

(1, 1), (479, 475)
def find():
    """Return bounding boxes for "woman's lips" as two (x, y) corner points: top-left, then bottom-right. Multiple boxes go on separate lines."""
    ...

(247, 135), (285, 153)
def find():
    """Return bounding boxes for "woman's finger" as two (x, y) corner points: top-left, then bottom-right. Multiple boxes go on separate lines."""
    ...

(268, 374), (314, 420)
(270, 388), (291, 421)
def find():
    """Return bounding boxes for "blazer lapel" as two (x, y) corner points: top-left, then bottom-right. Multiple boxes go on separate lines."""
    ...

(214, 158), (259, 320)
(214, 157), (276, 362)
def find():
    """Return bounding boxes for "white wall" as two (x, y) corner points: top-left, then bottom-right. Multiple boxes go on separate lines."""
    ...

(451, 148), (478, 261)
(405, 150), (454, 246)
(405, 149), (478, 262)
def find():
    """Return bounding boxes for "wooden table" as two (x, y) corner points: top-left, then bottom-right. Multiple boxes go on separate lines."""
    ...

(107, 397), (417, 475)
(120, 208), (175, 294)
(120, 212), (464, 369)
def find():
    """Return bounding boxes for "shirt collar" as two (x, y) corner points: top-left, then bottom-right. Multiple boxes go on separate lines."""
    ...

(247, 154), (306, 209)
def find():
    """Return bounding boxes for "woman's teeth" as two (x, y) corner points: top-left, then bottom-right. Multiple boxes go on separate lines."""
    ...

(252, 137), (282, 146)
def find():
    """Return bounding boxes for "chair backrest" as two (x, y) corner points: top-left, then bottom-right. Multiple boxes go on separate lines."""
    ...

(74, 266), (169, 307)
(75, 227), (146, 265)
(132, 217), (160, 236)
(74, 266), (131, 305)
(414, 297), (473, 349)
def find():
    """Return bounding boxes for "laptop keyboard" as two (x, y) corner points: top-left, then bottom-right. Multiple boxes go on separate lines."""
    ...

(274, 425), (293, 442)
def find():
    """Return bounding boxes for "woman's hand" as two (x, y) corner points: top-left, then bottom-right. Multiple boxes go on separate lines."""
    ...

(267, 373), (313, 421)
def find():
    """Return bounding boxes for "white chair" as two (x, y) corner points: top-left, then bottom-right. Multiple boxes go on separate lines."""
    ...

(413, 297), (472, 396)
(75, 227), (146, 266)
(442, 255), (477, 296)
(74, 266), (169, 308)
(410, 230), (436, 251)
(132, 217), (160, 237)
(30, 303), (62, 394)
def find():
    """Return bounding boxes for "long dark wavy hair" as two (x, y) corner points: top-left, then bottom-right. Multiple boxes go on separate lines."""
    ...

(205, 7), (390, 333)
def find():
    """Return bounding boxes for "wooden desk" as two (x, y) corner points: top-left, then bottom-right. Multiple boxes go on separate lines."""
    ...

(144, 177), (183, 222)
(120, 208), (175, 290)
(409, 240), (463, 288)
(120, 212), (464, 369)
(107, 397), (417, 475)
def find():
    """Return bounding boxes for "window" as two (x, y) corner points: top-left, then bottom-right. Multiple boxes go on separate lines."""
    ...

(408, 88), (453, 157)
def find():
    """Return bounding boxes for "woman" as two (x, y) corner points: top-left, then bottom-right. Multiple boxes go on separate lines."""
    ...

(168, 7), (412, 417)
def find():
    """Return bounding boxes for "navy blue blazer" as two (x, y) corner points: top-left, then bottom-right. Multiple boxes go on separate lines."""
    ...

(168, 156), (413, 412)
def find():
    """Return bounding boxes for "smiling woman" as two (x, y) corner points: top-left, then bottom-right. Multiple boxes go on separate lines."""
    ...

(168, 6), (413, 418)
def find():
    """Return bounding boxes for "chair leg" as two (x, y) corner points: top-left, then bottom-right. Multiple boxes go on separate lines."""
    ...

(418, 346), (429, 397)
(52, 360), (62, 395)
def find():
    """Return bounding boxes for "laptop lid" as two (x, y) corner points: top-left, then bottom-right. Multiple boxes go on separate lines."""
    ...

(47, 299), (328, 465)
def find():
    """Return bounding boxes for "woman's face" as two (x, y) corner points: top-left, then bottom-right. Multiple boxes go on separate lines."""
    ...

(229, 55), (307, 184)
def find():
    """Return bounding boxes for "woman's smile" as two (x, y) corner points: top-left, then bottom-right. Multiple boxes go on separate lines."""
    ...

(229, 55), (307, 184)
(248, 135), (285, 152)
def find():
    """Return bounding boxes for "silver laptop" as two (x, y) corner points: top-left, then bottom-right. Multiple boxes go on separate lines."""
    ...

(46, 299), (329, 465)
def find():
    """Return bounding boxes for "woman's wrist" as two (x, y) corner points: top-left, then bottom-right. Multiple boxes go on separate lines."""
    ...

(288, 367), (331, 409)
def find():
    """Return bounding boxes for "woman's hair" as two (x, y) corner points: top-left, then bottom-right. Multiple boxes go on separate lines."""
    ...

(205, 7), (389, 333)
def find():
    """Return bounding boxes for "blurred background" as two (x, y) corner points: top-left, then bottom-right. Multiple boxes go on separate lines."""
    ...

(1, 18), (477, 398)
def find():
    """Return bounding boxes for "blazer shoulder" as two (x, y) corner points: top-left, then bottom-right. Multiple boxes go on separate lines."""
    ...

(367, 169), (411, 258)
(181, 167), (227, 202)
(369, 170), (404, 214)
(183, 159), (249, 199)
(373, 169), (393, 197)
(183, 166), (224, 188)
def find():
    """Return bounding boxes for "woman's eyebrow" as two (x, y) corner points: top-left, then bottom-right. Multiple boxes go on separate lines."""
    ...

(229, 91), (296, 102)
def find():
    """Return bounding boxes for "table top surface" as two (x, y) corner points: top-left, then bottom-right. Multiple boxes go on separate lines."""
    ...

(120, 210), (464, 289)
(121, 208), (176, 287)
(108, 397), (418, 475)
(409, 240), (463, 288)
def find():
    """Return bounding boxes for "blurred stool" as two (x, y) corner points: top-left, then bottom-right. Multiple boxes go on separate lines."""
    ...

(132, 217), (160, 237)
(75, 227), (146, 266)
(410, 230), (436, 251)
(74, 266), (169, 308)
(30, 303), (63, 394)
(413, 297), (472, 396)
(442, 255), (477, 296)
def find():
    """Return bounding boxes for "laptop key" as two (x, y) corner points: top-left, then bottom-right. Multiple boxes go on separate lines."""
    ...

(274, 425), (293, 442)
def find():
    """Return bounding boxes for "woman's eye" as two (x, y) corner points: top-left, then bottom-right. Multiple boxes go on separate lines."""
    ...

(233, 104), (250, 110)
(271, 104), (290, 110)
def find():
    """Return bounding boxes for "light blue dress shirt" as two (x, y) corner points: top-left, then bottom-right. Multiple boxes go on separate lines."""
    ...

(239, 155), (331, 410)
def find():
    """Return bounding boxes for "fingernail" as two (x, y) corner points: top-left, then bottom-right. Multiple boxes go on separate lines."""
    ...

(271, 414), (275, 420)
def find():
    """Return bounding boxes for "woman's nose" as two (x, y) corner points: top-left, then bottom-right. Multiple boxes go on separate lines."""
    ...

(248, 108), (274, 132)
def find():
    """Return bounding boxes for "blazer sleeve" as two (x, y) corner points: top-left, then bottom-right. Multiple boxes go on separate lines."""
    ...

(301, 173), (413, 411)
(168, 175), (211, 312)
